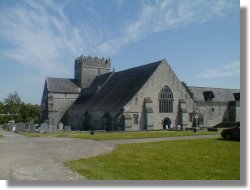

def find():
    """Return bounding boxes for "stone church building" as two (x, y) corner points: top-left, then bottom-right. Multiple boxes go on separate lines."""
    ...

(41, 55), (240, 131)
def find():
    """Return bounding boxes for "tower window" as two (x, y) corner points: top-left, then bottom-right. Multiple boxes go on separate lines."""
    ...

(158, 86), (173, 113)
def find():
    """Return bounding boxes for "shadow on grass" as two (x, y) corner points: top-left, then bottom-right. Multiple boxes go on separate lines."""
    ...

(216, 137), (240, 142)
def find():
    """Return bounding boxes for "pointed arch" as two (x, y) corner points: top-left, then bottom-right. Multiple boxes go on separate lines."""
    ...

(102, 112), (112, 131)
(158, 86), (173, 113)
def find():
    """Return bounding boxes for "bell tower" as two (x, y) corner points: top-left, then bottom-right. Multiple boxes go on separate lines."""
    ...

(74, 55), (111, 89)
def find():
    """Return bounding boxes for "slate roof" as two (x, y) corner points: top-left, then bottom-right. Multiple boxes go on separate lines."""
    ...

(188, 86), (240, 102)
(46, 77), (81, 93)
(74, 72), (113, 104)
(73, 60), (163, 112)
(82, 72), (113, 95)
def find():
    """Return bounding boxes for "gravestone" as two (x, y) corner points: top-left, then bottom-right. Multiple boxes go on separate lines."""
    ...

(40, 123), (49, 133)
(177, 125), (181, 131)
(58, 122), (64, 131)
(48, 125), (57, 132)
(64, 125), (71, 132)
(29, 123), (35, 132)
(45, 119), (49, 125)
(28, 119), (35, 132)
(16, 123), (26, 131)
(8, 122), (15, 132)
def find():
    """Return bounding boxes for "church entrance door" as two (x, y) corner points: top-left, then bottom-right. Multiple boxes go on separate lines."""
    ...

(162, 117), (171, 129)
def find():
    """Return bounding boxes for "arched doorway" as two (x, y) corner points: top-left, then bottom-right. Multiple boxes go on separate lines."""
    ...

(162, 117), (171, 129)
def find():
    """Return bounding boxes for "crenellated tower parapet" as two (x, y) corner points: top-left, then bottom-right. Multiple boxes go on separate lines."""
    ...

(75, 55), (111, 68)
(74, 55), (111, 88)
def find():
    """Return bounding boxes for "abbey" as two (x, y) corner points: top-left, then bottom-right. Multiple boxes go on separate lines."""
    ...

(41, 55), (240, 131)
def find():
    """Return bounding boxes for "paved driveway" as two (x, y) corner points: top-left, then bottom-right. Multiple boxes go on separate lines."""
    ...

(0, 129), (219, 180)
(0, 130), (115, 180)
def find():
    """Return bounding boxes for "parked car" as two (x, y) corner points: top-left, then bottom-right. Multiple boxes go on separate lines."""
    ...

(221, 126), (240, 141)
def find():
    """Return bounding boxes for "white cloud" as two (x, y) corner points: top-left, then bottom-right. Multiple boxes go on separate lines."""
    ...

(97, 0), (238, 55)
(199, 60), (240, 78)
(0, 0), (238, 75)
(0, 0), (96, 77)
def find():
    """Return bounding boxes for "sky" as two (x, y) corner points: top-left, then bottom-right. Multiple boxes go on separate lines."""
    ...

(0, 0), (240, 104)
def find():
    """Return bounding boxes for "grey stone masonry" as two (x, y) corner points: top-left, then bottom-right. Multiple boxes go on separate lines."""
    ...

(74, 55), (111, 89)
(41, 54), (240, 132)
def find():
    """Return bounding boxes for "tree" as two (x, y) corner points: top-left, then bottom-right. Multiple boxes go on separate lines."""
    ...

(29, 104), (40, 123)
(19, 103), (40, 123)
(4, 91), (22, 116)
(0, 101), (4, 114)
(0, 91), (40, 124)
(0, 101), (6, 123)
(4, 91), (22, 105)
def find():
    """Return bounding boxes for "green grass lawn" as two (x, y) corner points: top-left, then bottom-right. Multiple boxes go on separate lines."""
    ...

(18, 130), (220, 140)
(65, 138), (240, 180)
(0, 133), (3, 138)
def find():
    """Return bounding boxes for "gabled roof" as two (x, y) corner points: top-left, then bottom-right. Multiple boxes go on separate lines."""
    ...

(46, 77), (81, 93)
(82, 72), (113, 95)
(74, 72), (113, 104)
(73, 60), (163, 112)
(188, 86), (240, 102)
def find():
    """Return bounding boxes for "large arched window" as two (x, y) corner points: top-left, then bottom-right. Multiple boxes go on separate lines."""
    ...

(158, 86), (173, 113)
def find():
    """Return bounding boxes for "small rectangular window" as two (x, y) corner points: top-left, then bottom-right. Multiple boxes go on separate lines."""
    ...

(211, 108), (215, 112)
(189, 113), (193, 122)
(133, 114), (139, 124)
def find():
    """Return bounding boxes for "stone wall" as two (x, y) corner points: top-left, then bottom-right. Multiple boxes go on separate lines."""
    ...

(63, 59), (240, 131)
(67, 110), (121, 131)
(40, 83), (48, 123)
(124, 60), (194, 131)
(74, 55), (111, 88)
(47, 92), (79, 126)
(196, 102), (229, 127)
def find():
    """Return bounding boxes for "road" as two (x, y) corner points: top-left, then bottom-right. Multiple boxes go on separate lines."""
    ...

(0, 129), (219, 180)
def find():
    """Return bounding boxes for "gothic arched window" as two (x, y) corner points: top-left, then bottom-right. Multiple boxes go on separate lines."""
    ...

(158, 86), (173, 113)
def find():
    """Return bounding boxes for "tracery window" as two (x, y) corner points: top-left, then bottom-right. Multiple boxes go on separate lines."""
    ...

(158, 86), (173, 113)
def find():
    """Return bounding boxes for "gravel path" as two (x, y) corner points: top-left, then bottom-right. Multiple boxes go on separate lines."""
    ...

(0, 129), (219, 180)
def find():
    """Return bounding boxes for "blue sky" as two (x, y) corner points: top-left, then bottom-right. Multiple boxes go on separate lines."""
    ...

(0, 0), (240, 104)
